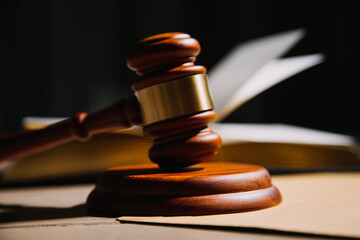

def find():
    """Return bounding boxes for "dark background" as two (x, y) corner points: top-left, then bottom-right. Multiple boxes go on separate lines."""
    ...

(0, 0), (359, 136)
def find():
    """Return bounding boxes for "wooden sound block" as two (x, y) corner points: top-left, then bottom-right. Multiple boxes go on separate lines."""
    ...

(86, 162), (282, 216)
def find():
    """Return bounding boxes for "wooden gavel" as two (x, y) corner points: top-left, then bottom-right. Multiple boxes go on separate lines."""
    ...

(0, 32), (222, 169)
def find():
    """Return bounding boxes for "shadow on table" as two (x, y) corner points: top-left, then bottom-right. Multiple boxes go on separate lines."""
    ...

(0, 204), (98, 223)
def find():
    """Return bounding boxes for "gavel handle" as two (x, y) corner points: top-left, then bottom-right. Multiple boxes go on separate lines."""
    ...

(0, 96), (142, 163)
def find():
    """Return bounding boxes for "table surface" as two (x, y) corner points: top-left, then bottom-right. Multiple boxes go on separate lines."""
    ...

(0, 181), (338, 240)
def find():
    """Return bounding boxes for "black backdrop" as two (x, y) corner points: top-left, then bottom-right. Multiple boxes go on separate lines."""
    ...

(1, 0), (359, 137)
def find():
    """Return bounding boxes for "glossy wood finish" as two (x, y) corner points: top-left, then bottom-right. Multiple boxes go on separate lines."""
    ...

(0, 32), (221, 169)
(127, 32), (206, 90)
(144, 111), (221, 169)
(86, 162), (282, 216)
(128, 32), (221, 169)
(1, 32), (281, 217)
(0, 97), (141, 163)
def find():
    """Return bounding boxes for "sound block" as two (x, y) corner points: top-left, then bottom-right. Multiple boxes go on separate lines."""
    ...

(86, 162), (281, 216)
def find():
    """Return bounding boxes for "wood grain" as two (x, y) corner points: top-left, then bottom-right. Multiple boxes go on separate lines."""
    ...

(86, 162), (282, 216)
(0, 32), (221, 170)
(0, 97), (141, 163)
(127, 32), (206, 90)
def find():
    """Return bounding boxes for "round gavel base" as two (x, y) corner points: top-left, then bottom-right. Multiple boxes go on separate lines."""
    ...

(86, 162), (282, 216)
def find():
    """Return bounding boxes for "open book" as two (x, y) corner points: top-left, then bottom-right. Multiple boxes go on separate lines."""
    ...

(2, 29), (359, 183)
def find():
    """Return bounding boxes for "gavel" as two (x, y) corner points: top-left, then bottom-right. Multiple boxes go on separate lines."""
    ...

(0, 32), (222, 170)
(0, 33), (281, 215)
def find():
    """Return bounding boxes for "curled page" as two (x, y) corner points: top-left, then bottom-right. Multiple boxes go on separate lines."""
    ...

(215, 54), (324, 121)
(208, 29), (306, 121)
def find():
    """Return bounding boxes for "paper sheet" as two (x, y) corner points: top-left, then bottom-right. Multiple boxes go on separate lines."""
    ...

(211, 123), (355, 146)
(208, 29), (305, 118)
(119, 173), (360, 238)
(215, 54), (324, 121)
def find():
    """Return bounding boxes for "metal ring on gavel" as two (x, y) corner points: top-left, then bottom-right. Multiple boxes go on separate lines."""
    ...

(136, 73), (214, 125)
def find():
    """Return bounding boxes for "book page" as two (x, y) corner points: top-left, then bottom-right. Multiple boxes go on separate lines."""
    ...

(211, 123), (356, 147)
(208, 29), (305, 116)
(215, 54), (324, 121)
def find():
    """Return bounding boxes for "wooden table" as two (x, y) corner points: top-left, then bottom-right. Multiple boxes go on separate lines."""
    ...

(0, 181), (336, 240)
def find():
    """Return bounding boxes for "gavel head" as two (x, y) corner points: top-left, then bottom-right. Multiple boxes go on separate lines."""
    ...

(126, 33), (222, 169)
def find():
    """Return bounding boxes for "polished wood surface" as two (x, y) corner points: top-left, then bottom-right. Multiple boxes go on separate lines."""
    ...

(1, 32), (281, 217)
(128, 32), (221, 169)
(127, 32), (206, 90)
(0, 97), (141, 163)
(0, 32), (221, 169)
(86, 162), (282, 216)
(144, 111), (221, 169)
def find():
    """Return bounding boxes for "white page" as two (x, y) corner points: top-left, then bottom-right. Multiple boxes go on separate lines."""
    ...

(208, 29), (305, 114)
(211, 123), (356, 147)
(216, 54), (325, 121)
